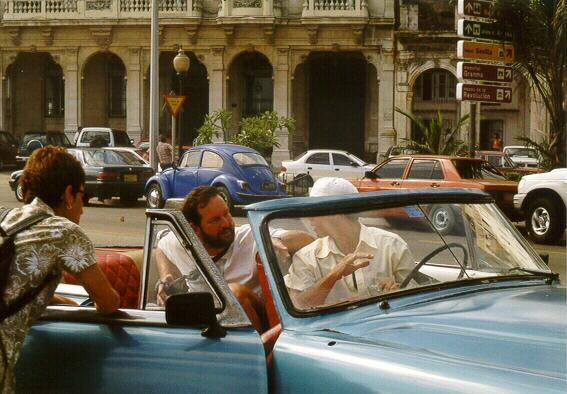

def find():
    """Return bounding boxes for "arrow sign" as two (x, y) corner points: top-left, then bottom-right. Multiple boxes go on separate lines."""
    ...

(457, 62), (513, 83)
(457, 40), (515, 63)
(164, 95), (186, 118)
(458, 19), (513, 42)
(456, 83), (513, 103)
(458, 0), (495, 19)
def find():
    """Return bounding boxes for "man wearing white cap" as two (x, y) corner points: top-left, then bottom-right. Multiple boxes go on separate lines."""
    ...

(285, 177), (415, 309)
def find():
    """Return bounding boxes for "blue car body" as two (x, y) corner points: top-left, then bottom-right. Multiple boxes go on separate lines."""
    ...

(16, 189), (566, 393)
(145, 143), (286, 208)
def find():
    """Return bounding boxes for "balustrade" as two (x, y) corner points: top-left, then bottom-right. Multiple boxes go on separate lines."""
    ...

(302, 0), (367, 18)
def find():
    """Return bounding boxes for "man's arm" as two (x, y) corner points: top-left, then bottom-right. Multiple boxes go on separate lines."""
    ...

(155, 247), (182, 305)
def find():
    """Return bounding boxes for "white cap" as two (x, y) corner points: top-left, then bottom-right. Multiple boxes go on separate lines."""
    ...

(309, 177), (359, 197)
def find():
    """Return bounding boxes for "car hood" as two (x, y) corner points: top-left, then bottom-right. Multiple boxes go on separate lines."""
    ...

(522, 168), (567, 181)
(290, 284), (566, 378)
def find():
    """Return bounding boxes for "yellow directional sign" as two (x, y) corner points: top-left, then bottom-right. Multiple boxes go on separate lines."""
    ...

(457, 40), (514, 63)
(164, 95), (186, 118)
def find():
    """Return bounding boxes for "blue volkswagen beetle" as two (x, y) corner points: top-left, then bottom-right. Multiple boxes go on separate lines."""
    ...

(144, 143), (287, 209)
(16, 189), (566, 393)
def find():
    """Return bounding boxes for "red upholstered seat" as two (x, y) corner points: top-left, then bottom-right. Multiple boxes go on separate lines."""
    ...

(63, 249), (141, 309)
(256, 253), (282, 357)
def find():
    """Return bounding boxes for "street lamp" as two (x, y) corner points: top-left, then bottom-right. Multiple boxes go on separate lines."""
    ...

(173, 48), (190, 160)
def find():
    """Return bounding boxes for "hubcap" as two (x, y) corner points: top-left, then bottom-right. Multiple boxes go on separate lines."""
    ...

(148, 187), (160, 207)
(531, 207), (550, 235)
(433, 209), (449, 230)
(16, 184), (23, 200)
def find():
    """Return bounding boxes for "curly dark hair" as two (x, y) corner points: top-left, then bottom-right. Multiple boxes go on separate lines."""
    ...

(20, 146), (85, 208)
(181, 186), (222, 226)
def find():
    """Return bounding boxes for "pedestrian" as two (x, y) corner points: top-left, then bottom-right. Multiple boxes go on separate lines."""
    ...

(490, 132), (503, 151)
(157, 134), (173, 170)
(0, 146), (120, 394)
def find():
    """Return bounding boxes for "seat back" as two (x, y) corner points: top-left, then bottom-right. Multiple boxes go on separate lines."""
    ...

(64, 248), (141, 308)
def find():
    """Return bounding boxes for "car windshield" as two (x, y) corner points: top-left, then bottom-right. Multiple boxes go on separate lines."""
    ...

(266, 201), (549, 313)
(113, 130), (133, 146)
(506, 148), (538, 158)
(82, 149), (146, 166)
(452, 159), (506, 180)
(347, 153), (366, 165)
(233, 152), (268, 166)
(293, 151), (308, 161)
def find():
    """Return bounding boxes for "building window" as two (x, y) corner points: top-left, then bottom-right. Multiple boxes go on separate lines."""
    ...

(414, 70), (456, 102)
(45, 61), (64, 118)
(108, 57), (126, 117)
(242, 54), (273, 117)
(480, 119), (504, 150)
(418, 1), (455, 31)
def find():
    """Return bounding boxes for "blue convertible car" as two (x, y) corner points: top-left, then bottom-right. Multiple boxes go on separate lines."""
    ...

(17, 189), (566, 393)
(144, 143), (287, 209)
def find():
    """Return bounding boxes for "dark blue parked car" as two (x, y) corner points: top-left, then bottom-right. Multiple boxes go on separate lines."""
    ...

(145, 143), (287, 209)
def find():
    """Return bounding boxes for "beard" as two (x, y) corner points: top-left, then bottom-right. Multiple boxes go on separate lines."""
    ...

(201, 226), (235, 249)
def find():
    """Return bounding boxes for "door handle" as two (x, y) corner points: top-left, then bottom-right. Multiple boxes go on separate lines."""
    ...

(334, 168), (340, 171)
(307, 167), (312, 170)
(390, 181), (400, 186)
(430, 183), (440, 188)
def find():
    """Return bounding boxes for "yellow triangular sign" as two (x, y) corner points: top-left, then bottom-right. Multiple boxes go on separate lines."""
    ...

(164, 95), (186, 117)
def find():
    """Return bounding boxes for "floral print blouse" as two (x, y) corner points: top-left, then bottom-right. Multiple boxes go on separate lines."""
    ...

(0, 198), (96, 394)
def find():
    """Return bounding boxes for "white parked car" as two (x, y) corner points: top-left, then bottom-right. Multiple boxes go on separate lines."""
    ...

(279, 149), (375, 182)
(503, 146), (540, 168)
(75, 127), (134, 148)
(514, 168), (567, 244)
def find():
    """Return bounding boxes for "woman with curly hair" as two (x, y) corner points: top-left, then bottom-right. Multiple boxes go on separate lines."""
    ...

(0, 146), (120, 394)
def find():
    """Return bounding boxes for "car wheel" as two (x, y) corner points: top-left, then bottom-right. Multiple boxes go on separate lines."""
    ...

(15, 182), (24, 202)
(526, 197), (565, 244)
(146, 183), (164, 208)
(120, 194), (139, 206)
(216, 185), (233, 211)
(429, 205), (456, 235)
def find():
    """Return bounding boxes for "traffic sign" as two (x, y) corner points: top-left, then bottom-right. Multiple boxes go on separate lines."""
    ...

(458, 0), (495, 19)
(456, 83), (512, 103)
(457, 62), (513, 83)
(164, 95), (186, 117)
(458, 19), (512, 42)
(457, 40), (514, 63)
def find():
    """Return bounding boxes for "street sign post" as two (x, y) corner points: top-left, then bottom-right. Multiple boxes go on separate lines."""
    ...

(457, 62), (513, 83)
(458, 19), (512, 41)
(456, 83), (512, 103)
(458, 0), (495, 19)
(457, 40), (514, 63)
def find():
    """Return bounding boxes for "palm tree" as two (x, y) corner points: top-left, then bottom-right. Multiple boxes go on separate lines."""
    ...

(395, 107), (470, 156)
(494, 0), (566, 168)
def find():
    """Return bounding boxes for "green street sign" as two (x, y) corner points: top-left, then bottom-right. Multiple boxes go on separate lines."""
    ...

(458, 19), (512, 42)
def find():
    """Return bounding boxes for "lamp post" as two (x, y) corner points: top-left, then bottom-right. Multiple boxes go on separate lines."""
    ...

(173, 48), (190, 161)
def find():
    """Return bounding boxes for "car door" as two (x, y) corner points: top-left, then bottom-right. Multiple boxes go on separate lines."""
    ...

(16, 212), (268, 393)
(303, 152), (332, 179)
(400, 159), (447, 189)
(331, 153), (362, 179)
(197, 150), (225, 186)
(355, 158), (409, 192)
(173, 150), (201, 197)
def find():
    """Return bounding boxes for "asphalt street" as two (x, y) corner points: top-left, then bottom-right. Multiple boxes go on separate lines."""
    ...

(0, 169), (564, 280)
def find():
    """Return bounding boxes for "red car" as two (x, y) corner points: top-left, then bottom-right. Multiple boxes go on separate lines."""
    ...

(476, 150), (541, 177)
(352, 155), (520, 228)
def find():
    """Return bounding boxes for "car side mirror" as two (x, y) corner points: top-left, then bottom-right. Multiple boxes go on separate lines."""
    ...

(165, 293), (226, 338)
(539, 253), (549, 266)
(364, 170), (377, 180)
(350, 162), (359, 167)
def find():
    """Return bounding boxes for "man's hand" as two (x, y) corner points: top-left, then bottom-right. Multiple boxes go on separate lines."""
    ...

(376, 280), (400, 292)
(334, 253), (372, 278)
(157, 274), (175, 306)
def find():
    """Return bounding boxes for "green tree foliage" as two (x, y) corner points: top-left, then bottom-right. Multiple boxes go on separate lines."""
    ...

(194, 110), (233, 145)
(395, 107), (470, 156)
(494, 0), (566, 168)
(232, 111), (296, 156)
(516, 135), (554, 171)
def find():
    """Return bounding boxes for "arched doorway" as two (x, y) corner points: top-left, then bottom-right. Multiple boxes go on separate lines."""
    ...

(82, 52), (126, 129)
(227, 51), (273, 137)
(143, 52), (208, 147)
(5, 53), (64, 138)
(307, 52), (366, 158)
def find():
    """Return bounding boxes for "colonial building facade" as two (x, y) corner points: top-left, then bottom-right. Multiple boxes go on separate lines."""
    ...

(0, 0), (549, 164)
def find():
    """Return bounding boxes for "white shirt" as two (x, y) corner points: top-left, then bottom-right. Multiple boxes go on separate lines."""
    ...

(284, 224), (415, 305)
(158, 224), (261, 295)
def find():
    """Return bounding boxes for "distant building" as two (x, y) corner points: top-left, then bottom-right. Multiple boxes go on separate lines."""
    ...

(0, 0), (550, 164)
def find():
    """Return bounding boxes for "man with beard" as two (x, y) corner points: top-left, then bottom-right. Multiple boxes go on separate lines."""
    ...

(154, 186), (311, 332)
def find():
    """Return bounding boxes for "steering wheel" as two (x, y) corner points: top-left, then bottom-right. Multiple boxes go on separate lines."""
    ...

(400, 242), (469, 288)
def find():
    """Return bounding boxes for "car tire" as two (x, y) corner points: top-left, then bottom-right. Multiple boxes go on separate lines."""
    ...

(216, 185), (233, 211)
(146, 183), (164, 208)
(0, 159), (4, 171)
(526, 197), (565, 244)
(15, 181), (24, 202)
(429, 205), (457, 235)
(120, 194), (139, 206)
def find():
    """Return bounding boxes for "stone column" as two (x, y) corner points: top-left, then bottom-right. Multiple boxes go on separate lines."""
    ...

(378, 49), (396, 160)
(208, 47), (225, 142)
(0, 54), (5, 131)
(126, 47), (143, 144)
(63, 49), (79, 137)
(272, 47), (291, 167)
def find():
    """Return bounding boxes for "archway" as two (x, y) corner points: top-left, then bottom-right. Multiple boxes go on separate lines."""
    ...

(227, 51), (273, 138)
(82, 52), (126, 129)
(5, 53), (64, 138)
